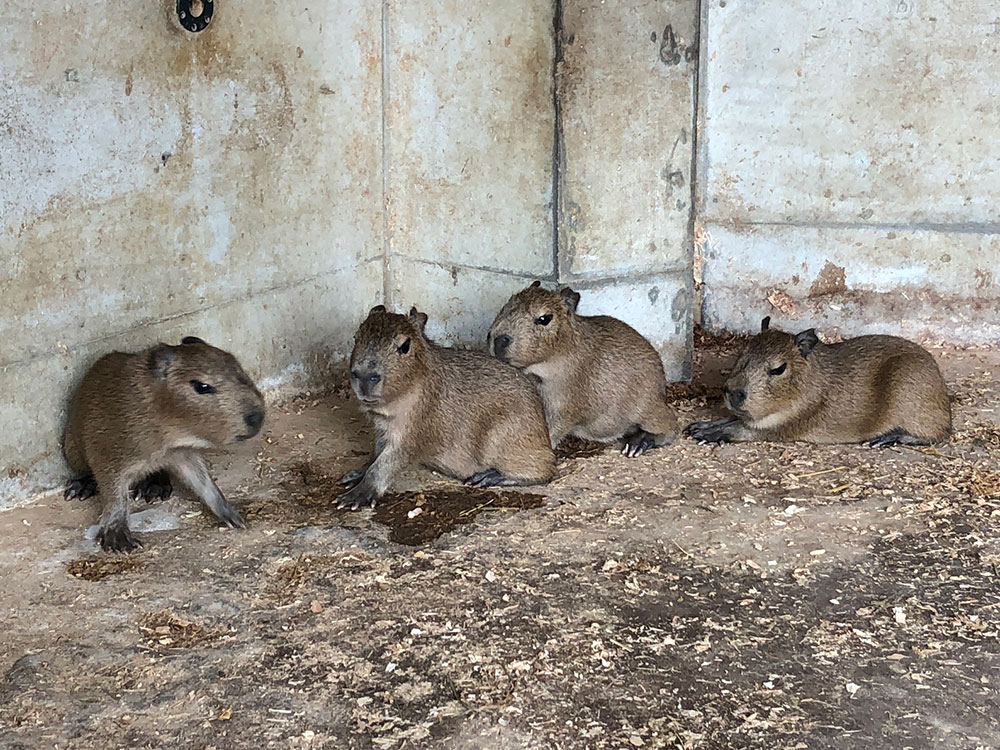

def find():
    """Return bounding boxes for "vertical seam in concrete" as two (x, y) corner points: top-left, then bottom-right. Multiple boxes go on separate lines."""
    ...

(381, 0), (392, 305)
(550, 0), (564, 282)
(687, 0), (704, 356)
(691, 0), (709, 332)
(693, 0), (710, 223)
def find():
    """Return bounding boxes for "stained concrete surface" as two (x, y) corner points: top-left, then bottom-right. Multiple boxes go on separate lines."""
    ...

(1, 1), (384, 504)
(1, 343), (999, 748)
(698, 0), (1000, 341)
(2, 2), (699, 504)
(385, 0), (556, 277)
(557, 0), (699, 380)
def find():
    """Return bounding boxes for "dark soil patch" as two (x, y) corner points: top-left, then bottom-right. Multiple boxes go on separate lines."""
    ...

(556, 436), (608, 460)
(66, 556), (143, 581)
(269, 462), (549, 545)
(373, 487), (545, 545)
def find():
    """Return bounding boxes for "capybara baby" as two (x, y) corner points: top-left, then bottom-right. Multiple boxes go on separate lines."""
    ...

(686, 317), (951, 446)
(63, 336), (265, 551)
(337, 305), (555, 509)
(487, 281), (678, 456)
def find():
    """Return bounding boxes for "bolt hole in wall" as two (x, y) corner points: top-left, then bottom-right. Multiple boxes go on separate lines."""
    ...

(176, 0), (213, 33)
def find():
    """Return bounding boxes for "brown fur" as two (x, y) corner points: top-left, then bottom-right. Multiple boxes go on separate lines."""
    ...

(63, 337), (265, 551)
(486, 282), (678, 456)
(686, 318), (952, 446)
(337, 305), (555, 509)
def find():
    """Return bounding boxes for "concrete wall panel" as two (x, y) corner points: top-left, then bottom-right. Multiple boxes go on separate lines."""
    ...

(559, 0), (697, 280)
(701, 0), (1000, 226)
(0, 1), (384, 504)
(2, 2), (384, 364)
(702, 224), (1000, 344)
(699, 0), (1000, 341)
(386, 0), (555, 277)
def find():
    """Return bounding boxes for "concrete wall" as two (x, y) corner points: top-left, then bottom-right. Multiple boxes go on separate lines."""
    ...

(1, 1), (385, 503)
(384, 0), (556, 347)
(2, 1), (698, 505)
(697, 0), (1000, 343)
(19, 0), (993, 506)
(558, 0), (698, 379)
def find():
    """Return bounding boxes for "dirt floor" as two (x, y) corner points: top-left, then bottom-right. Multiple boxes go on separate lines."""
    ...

(2, 337), (1000, 749)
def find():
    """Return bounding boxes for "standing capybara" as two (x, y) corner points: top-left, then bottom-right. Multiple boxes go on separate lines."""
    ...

(63, 337), (265, 551)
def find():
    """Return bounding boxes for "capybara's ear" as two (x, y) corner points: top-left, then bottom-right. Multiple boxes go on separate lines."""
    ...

(794, 328), (819, 358)
(369, 304), (387, 314)
(530, 280), (542, 288)
(559, 287), (581, 314)
(148, 344), (178, 380)
(761, 316), (771, 332)
(181, 336), (206, 346)
(408, 306), (428, 333)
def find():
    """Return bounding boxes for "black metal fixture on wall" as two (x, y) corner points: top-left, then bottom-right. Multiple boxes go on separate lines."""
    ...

(177, 0), (213, 32)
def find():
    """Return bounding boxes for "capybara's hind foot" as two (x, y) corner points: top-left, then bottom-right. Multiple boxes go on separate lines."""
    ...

(134, 471), (173, 503)
(97, 522), (142, 553)
(65, 473), (97, 501)
(621, 428), (657, 458)
(465, 469), (528, 487)
(867, 429), (930, 448)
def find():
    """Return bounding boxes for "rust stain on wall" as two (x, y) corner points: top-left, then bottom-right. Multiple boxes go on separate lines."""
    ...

(809, 260), (848, 297)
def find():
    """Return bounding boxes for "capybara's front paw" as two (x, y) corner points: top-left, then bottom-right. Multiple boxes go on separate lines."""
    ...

(622, 430), (656, 458)
(65, 474), (98, 501)
(685, 419), (736, 444)
(336, 483), (377, 511)
(97, 522), (142, 553)
(465, 469), (507, 487)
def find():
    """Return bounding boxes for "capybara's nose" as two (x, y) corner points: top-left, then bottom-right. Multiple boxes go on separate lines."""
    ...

(244, 410), (265, 433)
(493, 335), (512, 357)
(724, 388), (746, 409)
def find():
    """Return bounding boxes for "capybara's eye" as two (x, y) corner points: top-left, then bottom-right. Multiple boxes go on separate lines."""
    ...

(191, 380), (217, 395)
(534, 314), (552, 326)
(397, 338), (411, 355)
(768, 363), (787, 377)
